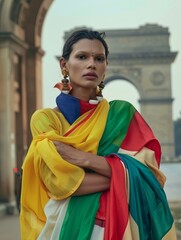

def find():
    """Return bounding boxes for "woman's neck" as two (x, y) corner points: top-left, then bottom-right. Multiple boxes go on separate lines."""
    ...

(70, 88), (96, 102)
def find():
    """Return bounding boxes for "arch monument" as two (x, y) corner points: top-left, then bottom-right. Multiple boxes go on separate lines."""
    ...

(103, 24), (177, 160)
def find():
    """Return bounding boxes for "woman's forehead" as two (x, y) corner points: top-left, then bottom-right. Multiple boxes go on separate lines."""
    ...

(71, 39), (106, 55)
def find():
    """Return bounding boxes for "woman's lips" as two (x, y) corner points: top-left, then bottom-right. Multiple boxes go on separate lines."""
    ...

(83, 72), (98, 80)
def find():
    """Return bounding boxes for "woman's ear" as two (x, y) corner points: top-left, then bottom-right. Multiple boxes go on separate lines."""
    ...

(59, 57), (67, 70)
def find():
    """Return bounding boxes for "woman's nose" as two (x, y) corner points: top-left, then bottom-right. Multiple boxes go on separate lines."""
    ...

(87, 57), (96, 69)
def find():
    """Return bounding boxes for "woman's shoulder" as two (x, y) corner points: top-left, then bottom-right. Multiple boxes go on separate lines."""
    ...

(31, 108), (62, 121)
(109, 99), (136, 111)
(32, 107), (56, 116)
(30, 108), (63, 136)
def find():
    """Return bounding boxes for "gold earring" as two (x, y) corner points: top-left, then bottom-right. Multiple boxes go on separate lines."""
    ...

(96, 81), (104, 101)
(61, 68), (71, 94)
(54, 68), (72, 93)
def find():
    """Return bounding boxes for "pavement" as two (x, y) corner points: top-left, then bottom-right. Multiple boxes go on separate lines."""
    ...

(0, 163), (180, 240)
(0, 213), (20, 239)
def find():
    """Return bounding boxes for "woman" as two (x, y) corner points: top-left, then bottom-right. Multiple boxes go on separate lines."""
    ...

(20, 29), (177, 239)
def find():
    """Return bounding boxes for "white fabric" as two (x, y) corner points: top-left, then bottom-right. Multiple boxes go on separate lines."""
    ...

(38, 198), (104, 239)
(38, 198), (70, 240)
(90, 225), (104, 239)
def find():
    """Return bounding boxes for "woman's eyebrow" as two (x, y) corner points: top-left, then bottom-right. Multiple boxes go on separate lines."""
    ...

(74, 51), (105, 55)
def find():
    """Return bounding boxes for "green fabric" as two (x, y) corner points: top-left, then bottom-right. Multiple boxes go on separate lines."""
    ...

(98, 100), (136, 155)
(59, 193), (101, 240)
(59, 100), (136, 239)
(118, 153), (173, 240)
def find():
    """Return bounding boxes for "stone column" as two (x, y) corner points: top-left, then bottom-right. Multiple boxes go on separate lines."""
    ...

(26, 46), (44, 144)
(140, 64), (175, 160)
(0, 40), (16, 207)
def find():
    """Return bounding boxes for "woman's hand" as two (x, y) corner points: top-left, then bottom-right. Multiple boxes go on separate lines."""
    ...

(53, 141), (111, 178)
(53, 141), (86, 167)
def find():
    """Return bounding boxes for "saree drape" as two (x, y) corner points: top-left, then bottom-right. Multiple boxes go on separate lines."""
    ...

(20, 99), (176, 240)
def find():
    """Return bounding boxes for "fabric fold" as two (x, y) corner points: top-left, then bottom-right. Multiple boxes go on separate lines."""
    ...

(20, 98), (176, 240)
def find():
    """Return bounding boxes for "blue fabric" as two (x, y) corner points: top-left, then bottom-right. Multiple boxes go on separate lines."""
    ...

(56, 93), (81, 124)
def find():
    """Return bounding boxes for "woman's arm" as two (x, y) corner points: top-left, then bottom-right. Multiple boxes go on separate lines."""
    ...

(73, 173), (110, 196)
(53, 141), (111, 178)
(40, 161), (110, 197)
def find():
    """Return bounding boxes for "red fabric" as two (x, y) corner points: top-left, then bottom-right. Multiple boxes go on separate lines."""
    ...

(121, 111), (161, 166)
(96, 155), (129, 240)
(80, 100), (98, 115)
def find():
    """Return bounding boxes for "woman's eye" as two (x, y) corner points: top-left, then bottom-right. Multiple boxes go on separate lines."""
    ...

(96, 56), (105, 62)
(77, 55), (87, 60)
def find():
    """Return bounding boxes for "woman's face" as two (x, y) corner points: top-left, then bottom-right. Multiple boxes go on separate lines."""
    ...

(61, 39), (108, 91)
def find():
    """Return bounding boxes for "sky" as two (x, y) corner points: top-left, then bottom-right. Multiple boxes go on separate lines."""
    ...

(42, 0), (181, 120)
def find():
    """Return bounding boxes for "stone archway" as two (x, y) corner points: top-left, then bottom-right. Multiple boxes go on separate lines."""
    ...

(0, 0), (53, 209)
(103, 24), (177, 161)
(104, 76), (140, 111)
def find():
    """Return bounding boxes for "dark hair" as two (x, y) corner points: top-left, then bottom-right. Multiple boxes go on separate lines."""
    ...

(62, 29), (109, 60)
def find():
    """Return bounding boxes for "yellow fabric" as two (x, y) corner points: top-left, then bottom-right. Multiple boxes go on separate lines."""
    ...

(20, 99), (109, 240)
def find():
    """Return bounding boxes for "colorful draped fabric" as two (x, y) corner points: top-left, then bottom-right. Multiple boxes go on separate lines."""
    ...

(20, 93), (176, 240)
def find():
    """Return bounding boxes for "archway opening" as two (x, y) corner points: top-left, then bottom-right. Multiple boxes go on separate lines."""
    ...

(103, 79), (140, 112)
